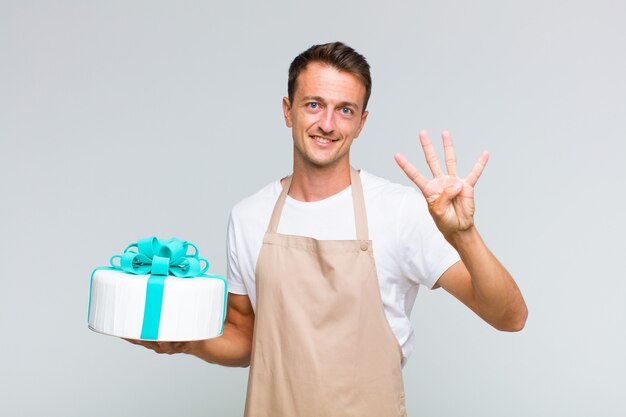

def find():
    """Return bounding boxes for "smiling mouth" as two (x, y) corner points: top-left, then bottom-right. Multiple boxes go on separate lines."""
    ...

(311, 135), (338, 144)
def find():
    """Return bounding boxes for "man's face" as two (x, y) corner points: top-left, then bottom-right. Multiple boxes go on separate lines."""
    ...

(282, 62), (368, 170)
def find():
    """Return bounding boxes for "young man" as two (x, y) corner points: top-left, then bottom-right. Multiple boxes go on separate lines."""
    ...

(131, 42), (527, 417)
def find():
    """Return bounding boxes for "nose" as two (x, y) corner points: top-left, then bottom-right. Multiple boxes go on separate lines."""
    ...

(317, 108), (336, 135)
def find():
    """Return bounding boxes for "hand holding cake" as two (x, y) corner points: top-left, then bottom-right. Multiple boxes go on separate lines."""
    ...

(124, 339), (193, 355)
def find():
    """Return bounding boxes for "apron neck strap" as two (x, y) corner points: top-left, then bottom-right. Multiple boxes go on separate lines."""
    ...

(349, 167), (369, 241)
(267, 166), (369, 240)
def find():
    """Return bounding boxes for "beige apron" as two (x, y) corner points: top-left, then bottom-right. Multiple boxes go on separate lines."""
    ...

(244, 167), (407, 417)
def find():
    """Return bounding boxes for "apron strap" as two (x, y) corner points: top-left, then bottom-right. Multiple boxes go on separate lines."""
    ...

(267, 167), (369, 241)
(267, 174), (293, 234)
(350, 167), (369, 241)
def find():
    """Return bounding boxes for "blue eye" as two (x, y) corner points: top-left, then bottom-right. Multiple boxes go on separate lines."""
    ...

(341, 107), (352, 115)
(309, 102), (319, 109)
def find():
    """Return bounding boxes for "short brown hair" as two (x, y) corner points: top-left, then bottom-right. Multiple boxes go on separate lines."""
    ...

(288, 42), (372, 111)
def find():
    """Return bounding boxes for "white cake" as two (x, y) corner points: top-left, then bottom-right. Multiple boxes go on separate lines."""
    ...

(88, 269), (227, 341)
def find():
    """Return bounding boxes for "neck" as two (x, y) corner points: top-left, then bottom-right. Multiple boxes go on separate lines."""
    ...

(283, 159), (352, 202)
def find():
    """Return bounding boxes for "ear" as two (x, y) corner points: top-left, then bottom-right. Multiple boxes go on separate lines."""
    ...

(282, 96), (293, 128)
(353, 110), (369, 139)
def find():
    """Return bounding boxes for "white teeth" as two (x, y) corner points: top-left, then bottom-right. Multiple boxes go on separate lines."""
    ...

(313, 136), (332, 144)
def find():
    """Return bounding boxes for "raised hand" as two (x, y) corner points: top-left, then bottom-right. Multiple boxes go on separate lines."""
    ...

(394, 130), (489, 237)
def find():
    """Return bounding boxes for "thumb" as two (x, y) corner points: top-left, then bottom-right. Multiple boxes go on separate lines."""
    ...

(430, 183), (462, 212)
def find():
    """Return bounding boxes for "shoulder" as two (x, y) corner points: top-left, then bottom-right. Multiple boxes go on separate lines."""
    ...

(230, 180), (281, 222)
(360, 169), (433, 237)
(360, 170), (426, 210)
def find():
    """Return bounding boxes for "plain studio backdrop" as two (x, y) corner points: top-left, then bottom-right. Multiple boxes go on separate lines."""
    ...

(1, 1), (624, 416)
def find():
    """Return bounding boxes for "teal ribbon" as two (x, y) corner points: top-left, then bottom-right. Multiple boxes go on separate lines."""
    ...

(109, 237), (211, 340)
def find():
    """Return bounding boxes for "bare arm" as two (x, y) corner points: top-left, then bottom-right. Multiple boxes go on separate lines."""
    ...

(395, 130), (527, 331)
(126, 293), (255, 367)
(435, 232), (527, 331)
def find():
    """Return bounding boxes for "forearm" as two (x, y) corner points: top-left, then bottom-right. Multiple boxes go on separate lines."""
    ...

(188, 322), (253, 367)
(447, 226), (527, 331)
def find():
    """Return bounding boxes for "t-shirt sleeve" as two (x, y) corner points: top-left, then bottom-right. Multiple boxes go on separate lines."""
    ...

(397, 188), (461, 289)
(226, 210), (248, 295)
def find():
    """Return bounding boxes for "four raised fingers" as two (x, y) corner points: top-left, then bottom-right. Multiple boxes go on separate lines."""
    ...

(411, 130), (487, 187)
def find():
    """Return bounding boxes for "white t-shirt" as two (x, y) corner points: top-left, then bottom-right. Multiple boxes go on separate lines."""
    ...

(227, 170), (460, 364)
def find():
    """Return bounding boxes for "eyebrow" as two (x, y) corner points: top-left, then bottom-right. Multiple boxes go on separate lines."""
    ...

(301, 96), (361, 111)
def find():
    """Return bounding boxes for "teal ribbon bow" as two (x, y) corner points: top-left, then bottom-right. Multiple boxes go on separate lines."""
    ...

(110, 237), (210, 340)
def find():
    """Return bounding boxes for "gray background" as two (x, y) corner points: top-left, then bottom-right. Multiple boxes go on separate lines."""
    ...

(1, 0), (624, 416)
